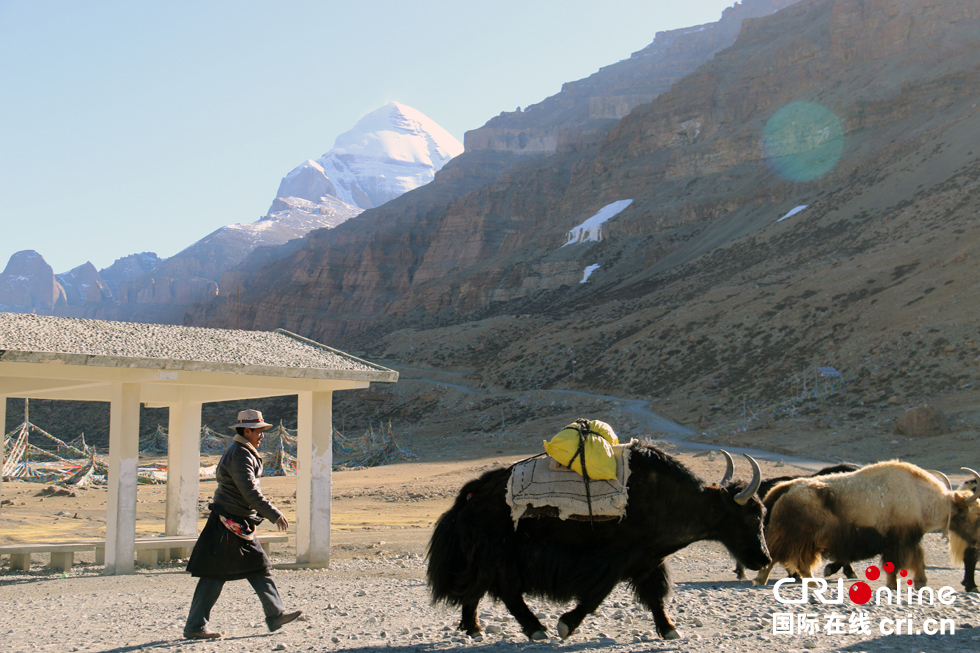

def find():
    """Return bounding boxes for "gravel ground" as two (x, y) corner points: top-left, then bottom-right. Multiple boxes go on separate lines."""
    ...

(3, 534), (980, 653)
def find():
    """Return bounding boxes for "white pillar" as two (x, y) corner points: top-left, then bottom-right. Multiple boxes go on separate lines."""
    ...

(0, 397), (6, 507)
(296, 391), (332, 567)
(105, 382), (140, 575)
(166, 399), (202, 540)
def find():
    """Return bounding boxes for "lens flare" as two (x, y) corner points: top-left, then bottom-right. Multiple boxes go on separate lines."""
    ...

(762, 102), (843, 182)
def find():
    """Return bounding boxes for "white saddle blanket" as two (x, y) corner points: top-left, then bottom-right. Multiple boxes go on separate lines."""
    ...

(506, 440), (633, 526)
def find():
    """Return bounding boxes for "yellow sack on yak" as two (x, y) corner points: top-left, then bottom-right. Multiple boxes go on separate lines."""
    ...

(543, 419), (619, 480)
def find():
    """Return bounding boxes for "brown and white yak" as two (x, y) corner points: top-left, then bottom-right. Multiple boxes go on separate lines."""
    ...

(426, 442), (770, 642)
(752, 461), (980, 590)
(727, 455), (862, 581)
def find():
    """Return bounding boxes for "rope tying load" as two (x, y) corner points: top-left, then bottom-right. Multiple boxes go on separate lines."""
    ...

(543, 418), (620, 526)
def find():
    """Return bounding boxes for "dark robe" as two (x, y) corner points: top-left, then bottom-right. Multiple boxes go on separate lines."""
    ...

(187, 436), (281, 579)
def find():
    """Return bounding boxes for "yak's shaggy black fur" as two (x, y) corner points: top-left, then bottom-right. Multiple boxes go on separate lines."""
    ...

(427, 442), (770, 641)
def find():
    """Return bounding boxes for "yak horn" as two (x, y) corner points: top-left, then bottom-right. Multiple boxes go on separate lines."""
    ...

(962, 468), (980, 502)
(734, 454), (762, 505)
(928, 470), (952, 490)
(719, 450), (735, 487)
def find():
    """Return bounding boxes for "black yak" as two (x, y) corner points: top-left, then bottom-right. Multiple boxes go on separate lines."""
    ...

(753, 461), (980, 590)
(426, 442), (770, 641)
(728, 456), (862, 581)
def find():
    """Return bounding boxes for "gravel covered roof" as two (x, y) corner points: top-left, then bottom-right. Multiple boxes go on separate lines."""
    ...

(0, 313), (395, 381)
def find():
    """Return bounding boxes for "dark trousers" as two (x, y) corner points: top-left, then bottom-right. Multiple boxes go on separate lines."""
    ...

(185, 572), (286, 632)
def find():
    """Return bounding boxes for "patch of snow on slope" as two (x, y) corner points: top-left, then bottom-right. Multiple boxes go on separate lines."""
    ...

(777, 205), (808, 222)
(581, 264), (601, 283)
(563, 200), (633, 246)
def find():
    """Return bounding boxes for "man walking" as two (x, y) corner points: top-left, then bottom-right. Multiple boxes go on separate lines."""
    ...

(183, 409), (302, 639)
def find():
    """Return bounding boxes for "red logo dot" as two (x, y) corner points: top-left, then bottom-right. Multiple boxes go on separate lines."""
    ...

(883, 562), (895, 573)
(900, 569), (908, 577)
(908, 579), (914, 586)
(865, 565), (880, 581)
(850, 582), (872, 605)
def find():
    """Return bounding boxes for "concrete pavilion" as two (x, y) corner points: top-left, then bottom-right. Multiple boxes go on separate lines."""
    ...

(0, 312), (397, 574)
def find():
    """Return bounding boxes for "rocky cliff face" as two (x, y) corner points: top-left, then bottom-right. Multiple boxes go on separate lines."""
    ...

(0, 250), (165, 319)
(56, 262), (112, 306)
(184, 0), (807, 340)
(188, 0), (980, 409)
(0, 251), (66, 311)
(98, 252), (162, 295)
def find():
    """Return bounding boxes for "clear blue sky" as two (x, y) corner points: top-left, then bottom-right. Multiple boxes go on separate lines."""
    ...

(0, 0), (743, 273)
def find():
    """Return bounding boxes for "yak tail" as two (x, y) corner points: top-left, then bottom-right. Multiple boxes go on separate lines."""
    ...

(426, 474), (501, 607)
(426, 506), (467, 606)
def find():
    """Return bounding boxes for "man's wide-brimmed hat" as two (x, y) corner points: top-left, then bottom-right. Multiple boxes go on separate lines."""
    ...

(230, 409), (273, 431)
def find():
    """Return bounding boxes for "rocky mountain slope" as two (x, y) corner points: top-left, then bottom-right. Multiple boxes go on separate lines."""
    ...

(91, 252), (162, 296)
(187, 0), (800, 338)
(185, 0), (980, 436)
(96, 194), (363, 324)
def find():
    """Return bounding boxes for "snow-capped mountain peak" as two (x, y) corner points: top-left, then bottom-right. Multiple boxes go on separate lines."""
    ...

(333, 101), (461, 167)
(274, 102), (463, 210)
